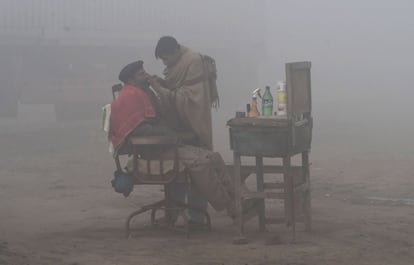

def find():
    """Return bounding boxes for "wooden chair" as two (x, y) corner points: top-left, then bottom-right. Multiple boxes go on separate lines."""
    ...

(111, 85), (211, 237)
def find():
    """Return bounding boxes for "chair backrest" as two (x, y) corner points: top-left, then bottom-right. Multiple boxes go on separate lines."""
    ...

(112, 84), (123, 100)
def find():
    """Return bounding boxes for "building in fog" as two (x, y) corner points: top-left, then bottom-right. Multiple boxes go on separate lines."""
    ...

(0, 0), (265, 120)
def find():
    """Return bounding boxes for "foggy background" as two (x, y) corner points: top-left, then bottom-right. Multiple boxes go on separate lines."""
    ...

(0, 0), (413, 160)
(2, 2), (414, 264)
(262, 0), (414, 158)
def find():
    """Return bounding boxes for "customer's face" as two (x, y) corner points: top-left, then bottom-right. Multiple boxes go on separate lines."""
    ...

(132, 68), (149, 88)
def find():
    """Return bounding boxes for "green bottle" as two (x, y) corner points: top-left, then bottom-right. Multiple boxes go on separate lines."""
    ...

(262, 86), (273, 117)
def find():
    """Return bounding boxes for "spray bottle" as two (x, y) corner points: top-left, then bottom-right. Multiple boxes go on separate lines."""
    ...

(248, 88), (261, 118)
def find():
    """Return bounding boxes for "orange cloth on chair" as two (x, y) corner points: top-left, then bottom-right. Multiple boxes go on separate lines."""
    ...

(110, 84), (156, 149)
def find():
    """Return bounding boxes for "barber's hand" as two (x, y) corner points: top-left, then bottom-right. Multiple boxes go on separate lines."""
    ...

(152, 75), (168, 87)
(151, 75), (163, 82)
(147, 75), (162, 91)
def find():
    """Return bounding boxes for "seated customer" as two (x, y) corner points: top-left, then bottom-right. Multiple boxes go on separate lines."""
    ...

(110, 60), (172, 153)
(110, 61), (256, 221)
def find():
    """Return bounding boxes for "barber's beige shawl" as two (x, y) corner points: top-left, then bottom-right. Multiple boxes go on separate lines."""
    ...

(157, 46), (213, 150)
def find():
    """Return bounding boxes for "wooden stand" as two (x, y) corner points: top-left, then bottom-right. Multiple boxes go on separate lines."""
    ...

(227, 61), (313, 242)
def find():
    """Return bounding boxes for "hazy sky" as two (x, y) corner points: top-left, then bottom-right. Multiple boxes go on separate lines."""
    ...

(261, 0), (414, 136)
(1, 0), (413, 155)
(263, 0), (414, 104)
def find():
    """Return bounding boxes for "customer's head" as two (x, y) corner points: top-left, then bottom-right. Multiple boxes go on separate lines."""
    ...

(155, 36), (181, 66)
(118, 60), (149, 88)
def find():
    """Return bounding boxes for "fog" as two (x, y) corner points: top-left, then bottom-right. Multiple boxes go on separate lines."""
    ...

(2, 1), (414, 263)
(1, 0), (413, 158)
(262, 0), (414, 157)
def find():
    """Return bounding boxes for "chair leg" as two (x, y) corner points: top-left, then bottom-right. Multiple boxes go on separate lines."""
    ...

(150, 208), (157, 227)
(204, 210), (212, 231)
(125, 199), (165, 238)
(125, 207), (152, 238)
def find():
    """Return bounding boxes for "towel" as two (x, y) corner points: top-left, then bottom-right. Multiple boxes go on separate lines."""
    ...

(102, 104), (114, 153)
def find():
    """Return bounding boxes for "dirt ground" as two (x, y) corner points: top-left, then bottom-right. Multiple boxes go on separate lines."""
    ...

(1, 119), (414, 265)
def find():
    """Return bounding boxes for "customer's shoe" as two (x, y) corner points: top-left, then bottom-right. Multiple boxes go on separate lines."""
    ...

(152, 214), (178, 227)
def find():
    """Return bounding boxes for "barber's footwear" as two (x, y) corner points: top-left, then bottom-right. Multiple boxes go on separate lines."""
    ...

(226, 198), (262, 220)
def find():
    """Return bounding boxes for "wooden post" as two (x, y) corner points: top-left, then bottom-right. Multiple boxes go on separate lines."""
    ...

(302, 151), (311, 231)
(283, 156), (296, 242)
(233, 151), (244, 236)
(256, 156), (265, 232)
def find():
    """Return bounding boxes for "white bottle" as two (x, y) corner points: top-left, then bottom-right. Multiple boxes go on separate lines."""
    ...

(276, 81), (287, 116)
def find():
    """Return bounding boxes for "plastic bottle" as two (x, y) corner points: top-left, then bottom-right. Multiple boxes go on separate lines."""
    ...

(262, 86), (273, 117)
(277, 81), (287, 116)
(248, 88), (260, 118)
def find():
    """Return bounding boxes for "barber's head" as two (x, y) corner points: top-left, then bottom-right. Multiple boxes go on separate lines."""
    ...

(155, 36), (181, 67)
(118, 60), (149, 88)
